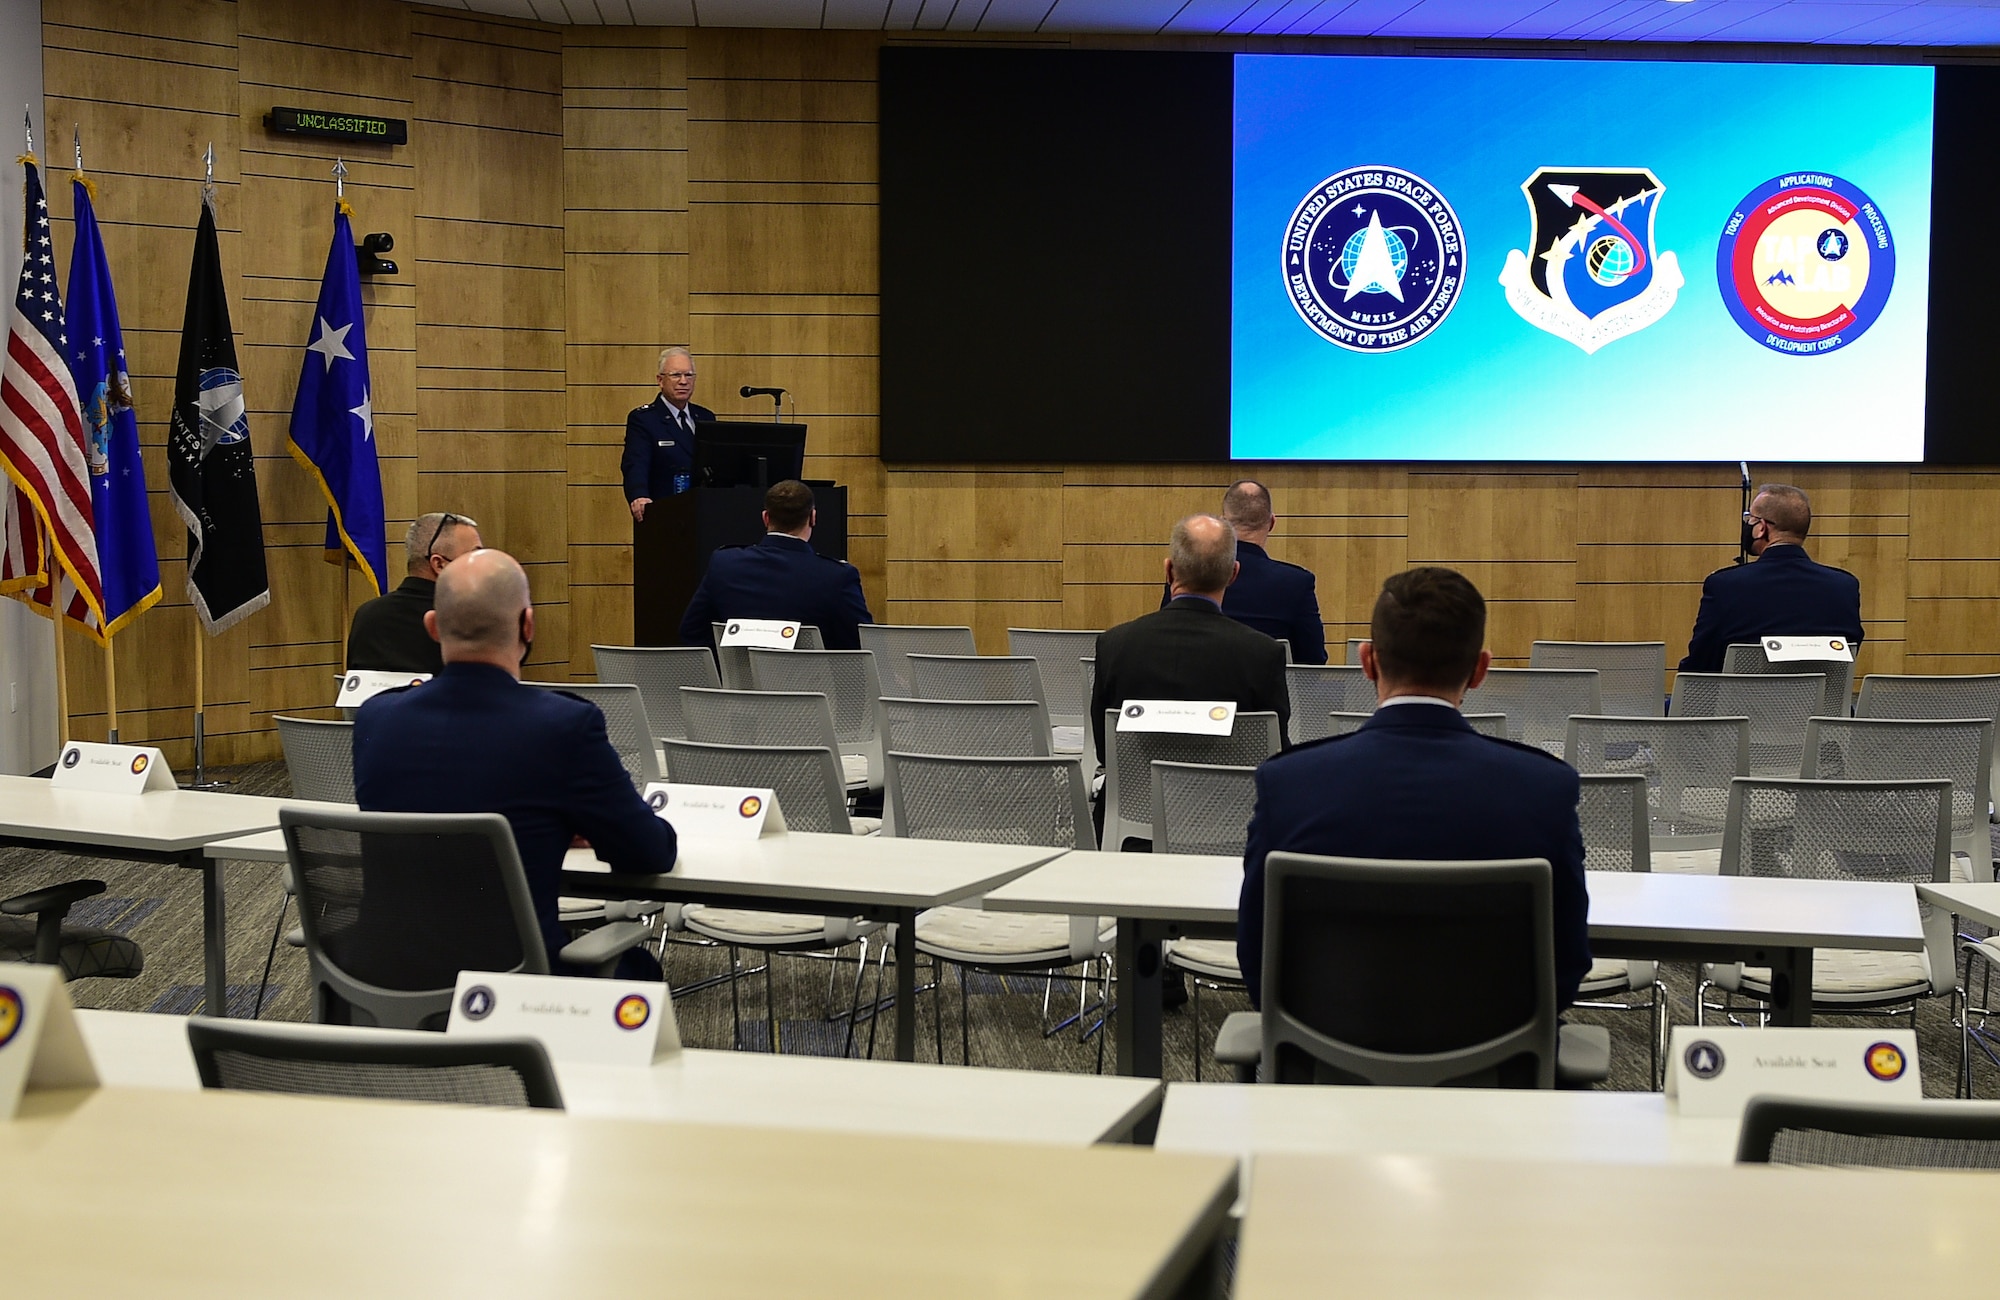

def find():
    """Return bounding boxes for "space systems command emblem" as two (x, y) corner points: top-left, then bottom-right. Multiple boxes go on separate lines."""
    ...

(1284, 165), (1465, 352)
(1716, 172), (1894, 356)
(1499, 167), (1683, 354)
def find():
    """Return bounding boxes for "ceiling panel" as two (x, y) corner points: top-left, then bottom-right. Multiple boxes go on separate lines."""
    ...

(821, 0), (893, 24)
(1041, 0), (1206, 30)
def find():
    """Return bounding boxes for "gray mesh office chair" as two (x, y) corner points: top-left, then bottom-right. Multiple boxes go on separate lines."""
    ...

(1102, 710), (1282, 849)
(907, 654), (1048, 706)
(1669, 672), (1821, 777)
(0, 879), (143, 982)
(1700, 777), (1955, 1025)
(879, 697), (1052, 759)
(1566, 715), (1751, 872)
(1531, 641), (1667, 718)
(859, 624), (975, 697)
(1008, 628), (1101, 768)
(524, 681), (661, 785)
(712, 621), (822, 689)
(748, 648), (885, 791)
(188, 1019), (564, 1109)
(275, 715), (356, 802)
(1285, 665), (1374, 743)
(1328, 711), (1508, 738)
(1574, 772), (1669, 1086)
(1737, 1096), (2000, 1168)
(1345, 637), (1367, 666)
(887, 752), (1109, 1067)
(1858, 673), (2000, 723)
(1154, 761), (1258, 1079)
(1804, 717), (1994, 879)
(681, 686), (841, 750)
(1460, 668), (1601, 758)
(591, 644), (720, 740)
(1723, 641), (1855, 719)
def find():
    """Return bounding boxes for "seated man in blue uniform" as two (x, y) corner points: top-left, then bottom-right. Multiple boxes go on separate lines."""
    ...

(676, 479), (875, 650)
(1237, 566), (1590, 1013)
(622, 346), (714, 522)
(354, 547), (678, 979)
(1159, 480), (1326, 664)
(1679, 482), (1863, 672)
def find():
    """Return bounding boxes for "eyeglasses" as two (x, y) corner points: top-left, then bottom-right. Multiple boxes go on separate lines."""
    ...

(426, 512), (458, 562)
(660, 370), (697, 382)
(1743, 513), (1766, 526)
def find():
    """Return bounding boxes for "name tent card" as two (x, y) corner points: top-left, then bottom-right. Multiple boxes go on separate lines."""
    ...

(336, 670), (431, 707)
(447, 971), (681, 1066)
(51, 741), (176, 794)
(1666, 1025), (1921, 1116)
(1759, 635), (1855, 662)
(643, 782), (786, 840)
(0, 963), (99, 1119)
(1116, 700), (1237, 736)
(718, 619), (800, 650)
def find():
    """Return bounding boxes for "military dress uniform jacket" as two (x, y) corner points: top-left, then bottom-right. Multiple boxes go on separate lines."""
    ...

(621, 397), (715, 503)
(676, 532), (875, 650)
(1159, 540), (1327, 664)
(1678, 544), (1864, 673)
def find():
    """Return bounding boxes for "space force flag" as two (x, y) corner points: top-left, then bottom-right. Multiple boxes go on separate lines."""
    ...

(286, 202), (385, 595)
(64, 174), (161, 638)
(167, 189), (269, 634)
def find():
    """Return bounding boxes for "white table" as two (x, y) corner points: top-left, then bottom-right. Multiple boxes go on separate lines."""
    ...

(983, 849), (1238, 1084)
(1918, 882), (2000, 928)
(4, 1085), (1236, 1298)
(0, 776), (350, 1012)
(76, 1008), (1163, 1145)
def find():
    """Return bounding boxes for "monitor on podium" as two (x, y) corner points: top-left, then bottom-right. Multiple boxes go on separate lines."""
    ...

(696, 422), (807, 491)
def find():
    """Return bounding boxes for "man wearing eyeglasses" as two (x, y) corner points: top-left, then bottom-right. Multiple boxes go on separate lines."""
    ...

(345, 511), (484, 674)
(1678, 483), (1863, 673)
(622, 346), (715, 522)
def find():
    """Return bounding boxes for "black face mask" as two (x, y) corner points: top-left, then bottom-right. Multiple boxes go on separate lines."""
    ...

(1740, 518), (1757, 554)
(518, 611), (533, 667)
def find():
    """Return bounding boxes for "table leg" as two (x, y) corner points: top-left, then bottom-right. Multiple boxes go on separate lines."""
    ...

(1117, 918), (1164, 1079)
(1768, 946), (1815, 1028)
(895, 912), (916, 1062)
(195, 850), (228, 1016)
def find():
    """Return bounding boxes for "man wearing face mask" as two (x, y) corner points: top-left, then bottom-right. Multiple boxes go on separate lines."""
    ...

(353, 548), (678, 978)
(1678, 483), (1863, 673)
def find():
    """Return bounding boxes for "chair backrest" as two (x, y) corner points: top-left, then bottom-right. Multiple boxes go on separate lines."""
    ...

(1259, 852), (1558, 1088)
(275, 715), (355, 803)
(1669, 672), (1821, 776)
(883, 753), (1094, 849)
(662, 739), (852, 834)
(1151, 762), (1257, 857)
(523, 681), (661, 785)
(1857, 673), (2000, 724)
(1285, 665), (1374, 743)
(1326, 711), (1506, 738)
(1577, 773), (1651, 873)
(1460, 668), (1601, 758)
(280, 807), (548, 1031)
(1720, 777), (1952, 884)
(591, 644), (719, 740)
(1723, 641), (1855, 718)
(747, 648), (882, 748)
(680, 686), (840, 750)
(1737, 1097), (2000, 1168)
(1007, 628), (1101, 764)
(1803, 717), (1994, 857)
(1530, 641), (1666, 718)
(906, 654), (1047, 706)
(879, 697), (1052, 758)
(1102, 710), (1282, 848)
(859, 624), (976, 697)
(187, 1019), (564, 1110)
(712, 622), (823, 688)
(1345, 637), (1367, 666)
(1565, 715), (1749, 846)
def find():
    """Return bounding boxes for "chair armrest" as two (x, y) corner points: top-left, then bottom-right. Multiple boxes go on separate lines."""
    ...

(558, 920), (656, 969)
(1214, 1010), (1261, 1081)
(1556, 1023), (1611, 1087)
(0, 878), (106, 916)
(601, 899), (667, 922)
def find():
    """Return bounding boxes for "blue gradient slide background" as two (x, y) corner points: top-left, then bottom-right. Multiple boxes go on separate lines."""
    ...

(1231, 55), (1935, 462)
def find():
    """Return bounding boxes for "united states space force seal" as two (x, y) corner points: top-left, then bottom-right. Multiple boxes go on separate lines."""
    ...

(1283, 165), (1464, 352)
(1717, 171), (1894, 356)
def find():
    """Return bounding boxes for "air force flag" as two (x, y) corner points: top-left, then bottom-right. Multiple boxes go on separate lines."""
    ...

(286, 204), (386, 595)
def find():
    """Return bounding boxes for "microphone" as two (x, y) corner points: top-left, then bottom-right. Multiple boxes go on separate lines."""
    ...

(740, 386), (786, 400)
(1740, 460), (1751, 490)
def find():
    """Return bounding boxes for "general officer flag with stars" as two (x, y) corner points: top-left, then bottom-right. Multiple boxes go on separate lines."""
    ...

(286, 200), (385, 595)
(64, 171), (161, 638)
(166, 187), (269, 634)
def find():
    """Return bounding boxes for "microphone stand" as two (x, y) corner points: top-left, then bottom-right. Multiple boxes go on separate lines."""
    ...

(1735, 461), (1753, 566)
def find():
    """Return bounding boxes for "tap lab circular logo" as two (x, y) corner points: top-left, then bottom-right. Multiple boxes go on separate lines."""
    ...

(1717, 172), (1895, 356)
(1124, 704), (1145, 719)
(1864, 1040), (1907, 1081)
(780, 625), (796, 640)
(129, 753), (149, 775)
(1828, 639), (1846, 652)
(60, 747), (80, 769)
(1207, 706), (1230, 721)
(1683, 1039), (1726, 1080)
(459, 984), (497, 1021)
(647, 789), (669, 812)
(1284, 164), (1465, 352)
(0, 985), (21, 1049)
(614, 993), (652, 1031)
(738, 795), (763, 819)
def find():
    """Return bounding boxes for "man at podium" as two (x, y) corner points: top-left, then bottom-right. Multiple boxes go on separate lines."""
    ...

(622, 346), (714, 522)
(677, 480), (874, 650)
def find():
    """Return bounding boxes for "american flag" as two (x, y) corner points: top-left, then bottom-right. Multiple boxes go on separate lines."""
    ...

(0, 156), (102, 625)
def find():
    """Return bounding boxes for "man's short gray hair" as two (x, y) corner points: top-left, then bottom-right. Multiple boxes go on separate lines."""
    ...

(657, 346), (693, 373)
(1755, 483), (1812, 539)
(404, 511), (479, 568)
(1171, 515), (1236, 593)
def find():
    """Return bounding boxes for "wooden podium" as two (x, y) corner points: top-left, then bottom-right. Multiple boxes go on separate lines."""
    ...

(631, 483), (849, 646)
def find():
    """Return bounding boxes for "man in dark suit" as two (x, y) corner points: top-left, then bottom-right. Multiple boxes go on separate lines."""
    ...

(1091, 513), (1292, 770)
(1160, 480), (1326, 664)
(1679, 483), (1863, 673)
(677, 479), (874, 650)
(345, 511), (482, 674)
(354, 547), (677, 979)
(1236, 566), (1589, 1012)
(622, 346), (715, 522)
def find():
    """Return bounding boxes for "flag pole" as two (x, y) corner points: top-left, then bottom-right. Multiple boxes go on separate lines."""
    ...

(75, 123), (117, 746)
(193, 615), (207, 784)
(41, 521), (71, 744)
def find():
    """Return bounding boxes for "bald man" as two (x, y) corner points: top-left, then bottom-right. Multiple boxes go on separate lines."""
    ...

(353, 549), (678, 979)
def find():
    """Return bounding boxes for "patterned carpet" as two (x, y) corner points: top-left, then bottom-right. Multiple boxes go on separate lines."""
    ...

(1, 760), (1990, 1096)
